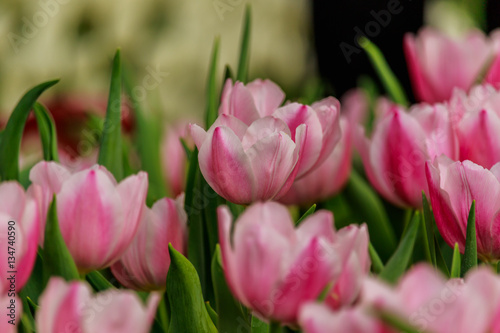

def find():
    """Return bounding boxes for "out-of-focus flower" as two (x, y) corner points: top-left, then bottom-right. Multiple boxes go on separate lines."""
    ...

(190, 114), (305, 204)
(0, 182), (40, 293)
(404, 27), (500, 103)
(325, 224), (370, 310)
(36, 277), (159, 333)
(1, 283), (21, 333)
(218, 201), (343, 324)
(29, 161), (148, 272)
(449, 84), (500, 168)
(161, 122), (193, 197)
(219, 78), (341, 178)
(355, 99), (458, 208)
(111, 195), (187, 291)
(426, 155), (500, 262)
(300, 264), (500, 333)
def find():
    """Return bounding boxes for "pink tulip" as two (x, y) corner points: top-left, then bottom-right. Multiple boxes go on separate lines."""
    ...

(190, 114), (305, 204)
(278, 118), (351, 206)
(325, 224), (370, 310)
(300, 264), (500, 333)
(426, 155), (500, 262)
(404, 28), (500, 103)
(36, 277), (159, 333)
(218, 201), (343, 324)
(111, 195), (187, 291)
(0, 182), (40, 293)
(161, 122), (193, 196)
(29, 161), (148, 272)
(219, 78), (341, 178)
(355, 100), (458, 208)
(449, 84), (500, 168)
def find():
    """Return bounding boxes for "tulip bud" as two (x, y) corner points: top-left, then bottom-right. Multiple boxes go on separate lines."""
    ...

(426, 155), (500, 262)
(111, 195), (187, 291)
(0, 182), (40, 293)
(29, 161), (148, 272)
(36, 277), (159, 333)
(404, 28), (500, 103)
(218, 201), (343, 324)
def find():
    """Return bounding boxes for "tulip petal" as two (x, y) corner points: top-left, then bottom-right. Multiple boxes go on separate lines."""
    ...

(246, 79), (285, 117)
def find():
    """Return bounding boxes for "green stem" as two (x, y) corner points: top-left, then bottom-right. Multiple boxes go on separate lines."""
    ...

(158, 295), (170, 332)
(269, 321), (281, 333)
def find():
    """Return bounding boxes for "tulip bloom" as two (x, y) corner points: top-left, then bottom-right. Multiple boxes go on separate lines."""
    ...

(191, 114), (305, 204)
(219, 78), (341, 178)
(36, 277), (159, 333)
(161, 122), (193, 196)
(426, 155), (500, 262)
(449, 84), (500, 169)
(29, 161), (148, 272)
(111, 196), (187, 291)
(356, 100), (458, 208)
(0, 182), (40, 293)
(404, 28), (500, 103)
(218, 201), (344, 324)
(300, 264), (500, 333)
(0, 288), (21, 333)
(278, 117), (351, 206)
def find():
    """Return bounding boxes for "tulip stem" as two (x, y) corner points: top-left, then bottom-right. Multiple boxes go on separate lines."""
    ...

(269, 321), (281, 333)
(158, 296), (170, 332)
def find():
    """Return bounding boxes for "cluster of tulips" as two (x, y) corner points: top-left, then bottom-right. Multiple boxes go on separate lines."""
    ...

(5, 8), (500, 333)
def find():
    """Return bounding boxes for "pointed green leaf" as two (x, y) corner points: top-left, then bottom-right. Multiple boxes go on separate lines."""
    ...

(42, 196), (79, 282)
(205, 37), (220, 128)
(344, 170), (396, 259)
(205, 302), (218, 326)
(0, 79), (59, 181)
(368, 242), (384, 274)
(21, 250), (44, 304)
(33, 102), (59, 162)
(98, 49), (123, 181)
(123, 65), (166, 204)
(236, 5), (251, 83)
(212, 245), (247, 332)
(86, 270), (115, 291)
(450, 243), (461, 278)
(166, 244), (217, 333)
(223, 64), (234, 83)
(379, 211), (420, 284)
(359, 38), (409, 107)
(295, 204), (316, 226)
(434, 236), (450, 277)
(422, 192), (436, 267)
(461, 200), (477, 276)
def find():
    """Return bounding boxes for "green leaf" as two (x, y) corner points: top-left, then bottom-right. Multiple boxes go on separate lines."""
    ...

(379, 211), (420, 284)
(212, 245), (247, 332)
(434, 236), (450, 277)
(223, 65), (234, 83)
(251, 316), (269, 333)
(461, 200), (477, 277)
(368, 242), (384, 274)
(21, 250), (44, 304)
(0, 79), (59, 181)
(205, 302), (218, 326)
(462, 0), (486, 29)
(344, 170), (396, 259)
(422, 193), (436, 267)
(123, 66), (166, 205)
(86, 270), (115, 291)
(450, 243), (461, 278)
(205, 37), (220, 128)
(166, 245), (218, 333)
(98, 49), (123, 181)
(236, 5), (251, 83)
(42, 196), (79, 282)
(33, 102), (59, 162)
(359, 38), (409, 107)
(295, 204), (316, 226)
